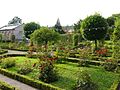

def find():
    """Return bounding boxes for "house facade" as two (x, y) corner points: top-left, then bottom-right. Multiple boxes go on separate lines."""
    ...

(0, 24), (24, 41)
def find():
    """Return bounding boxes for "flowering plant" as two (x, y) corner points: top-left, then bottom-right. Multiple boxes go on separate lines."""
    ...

(95, 47), (107, 57)
(103, 59), (118, 72)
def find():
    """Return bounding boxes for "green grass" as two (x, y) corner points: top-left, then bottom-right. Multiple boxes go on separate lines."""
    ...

(1, 57), (119, 90)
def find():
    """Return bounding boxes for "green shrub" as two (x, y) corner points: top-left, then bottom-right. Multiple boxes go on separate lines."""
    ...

(0, 80), (18, 90)
(73, 70), (98, 90)
(17, 60), (33, 75)
(1, 57), (16, 69)
(39, 59), (58, 83)
(78, 59), (89, 67)
(103, 59), (118, 72)
(0, 68), (62, 90)
(73, 34), (79, 47)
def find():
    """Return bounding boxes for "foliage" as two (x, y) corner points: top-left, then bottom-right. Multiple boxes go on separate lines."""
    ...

(74, 19), (82, 33)
(24, 22), (40, 38)
(1, 58), (16, 69)
(112, 17), (120, 59)
(81, 13), (108, 49)
(31, 27), (60, 50)
(0, 80), (18, 90)
(73, 70), (98, 90)
(107, 16), (115, 27)
(95, 47), (108, 57)
(73, 33), (79, 47)
(39, 57), (58, 83)
(8, 16), (22, 25)
(17, 60), (33, 75)
(103, 59), (118, 72)
(0, 68), (62, 90)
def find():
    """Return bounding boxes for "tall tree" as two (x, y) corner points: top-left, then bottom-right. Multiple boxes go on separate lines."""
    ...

(54, 18), (65, 34)
(81, 14), (108, 50)
(8, 16), (22, 25)
(24, 22), (40, 39)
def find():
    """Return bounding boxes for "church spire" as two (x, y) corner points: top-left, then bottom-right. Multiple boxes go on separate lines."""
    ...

(56, 18), (61, 26)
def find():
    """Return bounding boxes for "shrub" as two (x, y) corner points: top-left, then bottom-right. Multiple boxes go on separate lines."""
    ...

(73, 70), (98, 90)
(17, 60), (33, 75)
(103, 59), (118, 72)
(78, 60), (89, 67)
(39, 58), (58, 83)
(0, 80), (18, 90)
(73, 34), (79, 47)
(1, 57), (16, 69)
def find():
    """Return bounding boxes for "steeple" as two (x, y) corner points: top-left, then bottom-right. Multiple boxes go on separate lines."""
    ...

(56, 18), (61, 26)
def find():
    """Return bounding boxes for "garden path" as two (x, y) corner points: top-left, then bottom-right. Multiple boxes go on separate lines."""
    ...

(7, 50), (28, 54)
(0, 74), (38, 90)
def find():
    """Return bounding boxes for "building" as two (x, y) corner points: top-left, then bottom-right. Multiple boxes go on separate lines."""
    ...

(0, 24), (24, 41)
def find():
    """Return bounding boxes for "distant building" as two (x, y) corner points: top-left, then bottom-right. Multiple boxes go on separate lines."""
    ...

(0, 24), (24, 41)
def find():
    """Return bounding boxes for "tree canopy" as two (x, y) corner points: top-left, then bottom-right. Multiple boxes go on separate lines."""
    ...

(31, 27), (60, 46)
(8, 16), (22, 25)
(81, 14), (108, 49)
(24, 22), (40, 39)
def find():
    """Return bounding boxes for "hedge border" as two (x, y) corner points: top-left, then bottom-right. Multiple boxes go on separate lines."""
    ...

(0, 68), (63, 90)
(0, 50), (8, 54)
(0, 80), (18, 90)
(110, 80), (120, 90)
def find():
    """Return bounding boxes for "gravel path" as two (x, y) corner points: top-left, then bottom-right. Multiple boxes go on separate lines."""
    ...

(0, 74), (38, 90)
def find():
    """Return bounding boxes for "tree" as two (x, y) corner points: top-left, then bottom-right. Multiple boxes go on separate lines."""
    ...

(8, 16), (22, 25)
(54, 18), (65, 34)
(81, 14), (108, 50)
(24, 22), (40, 39)
(31, 27), (60, 50)
(112, 17), (120, 59)
(74, 19), (82, 33)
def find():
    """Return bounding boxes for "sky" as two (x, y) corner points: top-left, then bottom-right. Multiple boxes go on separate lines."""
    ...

(0, 0), (120, 27)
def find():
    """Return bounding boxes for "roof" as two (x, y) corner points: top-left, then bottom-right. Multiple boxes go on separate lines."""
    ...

(0, 24), (21, 31)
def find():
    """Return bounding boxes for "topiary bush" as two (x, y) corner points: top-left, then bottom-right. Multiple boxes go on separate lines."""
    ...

(39, 57), (58, 83)
(1, 57), (16, 69)
(17, 60), (33, 75)
(73, 70), (98, 90)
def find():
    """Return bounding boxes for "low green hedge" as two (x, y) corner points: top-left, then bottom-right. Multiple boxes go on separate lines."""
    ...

(0, 80), (18, 90)
(0, 68), (63, 90)
(110, 80), (120, 90)
(0, 50), (8, 54)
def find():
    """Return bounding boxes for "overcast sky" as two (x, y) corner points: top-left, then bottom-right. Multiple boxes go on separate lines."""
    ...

(0, 0), (120, 26)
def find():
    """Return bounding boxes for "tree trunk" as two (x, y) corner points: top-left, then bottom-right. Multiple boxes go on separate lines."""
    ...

(95, 39), (97, 50)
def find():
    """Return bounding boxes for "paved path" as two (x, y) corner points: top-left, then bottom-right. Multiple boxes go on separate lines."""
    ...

(0, 74), (38, 90)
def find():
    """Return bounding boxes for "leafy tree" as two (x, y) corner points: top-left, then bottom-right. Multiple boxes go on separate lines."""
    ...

(81, 14), (108, 50)
(31, 27), (60, 50)
(24, 22), (40, 39)
(54, 18), (65, 34)
(112, 17), (120, 59)
(8, 16), (22, 25)
(74, 19), (82, 33)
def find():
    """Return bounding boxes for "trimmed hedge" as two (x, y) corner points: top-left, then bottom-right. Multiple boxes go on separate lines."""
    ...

(0, 50), (8, 54)
(110, 80), (120, 90)
(67, 57), (105, 66)
(0, 68), (63, 90)
(0, 80), (18, 90)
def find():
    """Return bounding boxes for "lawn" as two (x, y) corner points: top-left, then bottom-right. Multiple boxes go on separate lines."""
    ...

(1, 56), (119, 90)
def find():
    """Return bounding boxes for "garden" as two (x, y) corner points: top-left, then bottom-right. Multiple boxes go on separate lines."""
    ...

(0, 14), (120, 90)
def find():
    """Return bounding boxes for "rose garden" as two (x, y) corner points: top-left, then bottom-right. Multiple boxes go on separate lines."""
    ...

(0, 14), (120, 90)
